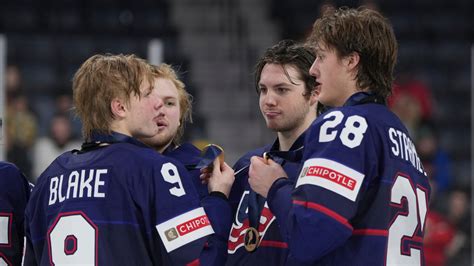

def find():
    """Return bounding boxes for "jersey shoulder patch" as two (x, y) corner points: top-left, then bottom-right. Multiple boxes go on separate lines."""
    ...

(296, 158), (364, 201)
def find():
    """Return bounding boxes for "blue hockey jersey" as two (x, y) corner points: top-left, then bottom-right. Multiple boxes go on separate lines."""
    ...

(0, 162), (30, 266)
(267, 92), (431, 265)
(227, 134), (307, 266)
(24, 132), (230, 265)
(164, 142), (232, 265)
(163, 143), (209, 200)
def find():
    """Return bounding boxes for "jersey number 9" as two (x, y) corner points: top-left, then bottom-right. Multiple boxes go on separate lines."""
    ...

(161, 163), (186, 197)
(48, 212), (98, 265)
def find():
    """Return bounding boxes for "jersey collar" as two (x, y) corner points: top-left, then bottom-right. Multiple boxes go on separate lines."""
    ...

(87, 131), (149, 149)
(343, 91), (385, 107)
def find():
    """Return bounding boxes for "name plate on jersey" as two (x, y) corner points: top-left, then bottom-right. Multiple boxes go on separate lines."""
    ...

(156, 207), (214, 252)
(296, 158), (364, 202)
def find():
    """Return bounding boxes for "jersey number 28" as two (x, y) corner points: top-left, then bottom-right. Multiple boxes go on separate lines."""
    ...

(319, 111), (368, 148)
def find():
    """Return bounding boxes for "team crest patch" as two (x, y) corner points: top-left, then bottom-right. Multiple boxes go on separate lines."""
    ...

(296, 158), (364, 201)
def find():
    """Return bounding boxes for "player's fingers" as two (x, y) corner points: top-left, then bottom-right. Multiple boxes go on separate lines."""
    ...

(267, 158), (279, 166)
(250, 156), (266, 166)
(200, 172), (210, 180)
(221, 162), (233, 173)
(211, 158), (221, 174)
(200, 167), (210, 174)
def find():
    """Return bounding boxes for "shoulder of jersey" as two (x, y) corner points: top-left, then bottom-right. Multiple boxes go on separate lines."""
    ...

(165, 142), (202, 165)
(0, 161), (26, 190)
(0, 161), (21, 173)
(318, 105), (390, 126)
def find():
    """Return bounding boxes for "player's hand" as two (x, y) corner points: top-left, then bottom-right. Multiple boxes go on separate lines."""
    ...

(249, 156), (287, 198)
(206, 158), (235, 198)
(200, 167), (211, 184)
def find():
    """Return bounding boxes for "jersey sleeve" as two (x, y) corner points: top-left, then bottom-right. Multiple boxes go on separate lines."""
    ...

(143, 157), (230, 265)
(0, 162), (30, 266)
(267, 109), (378, 263)
(198, 194), (232, 266)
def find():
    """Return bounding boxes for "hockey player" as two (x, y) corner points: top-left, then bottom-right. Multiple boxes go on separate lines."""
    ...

(141, 63), (210, 199)
(0, 162), (30, 266)
(141, 63), (232, 265)
(249, 7), (431, 265)
(226, 40), (321, 265)
(24, 54), (234, 265)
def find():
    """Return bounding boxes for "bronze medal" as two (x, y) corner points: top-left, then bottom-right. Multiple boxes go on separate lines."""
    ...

(244, 227), (260, 252)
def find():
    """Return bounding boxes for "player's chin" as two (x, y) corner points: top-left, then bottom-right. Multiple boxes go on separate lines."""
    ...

(266, 121), (284, 131)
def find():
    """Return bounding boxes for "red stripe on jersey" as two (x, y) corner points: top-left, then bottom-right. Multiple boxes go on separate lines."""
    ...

(293, 200), (352, 230)
(187, 258), (200, 266)
(352, 229), (388, 236)
(259, 240), (288, 249)
(228, 233), (245, 251)
(229, 220), (249, 239)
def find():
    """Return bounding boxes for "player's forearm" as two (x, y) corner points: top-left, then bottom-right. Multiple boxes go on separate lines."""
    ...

(201, 195), (232, 239)
(266, 177), (294, 242)
(268, 180), (353, 263)
(286, 209), (352, 263)
(198, 196), (232, 265)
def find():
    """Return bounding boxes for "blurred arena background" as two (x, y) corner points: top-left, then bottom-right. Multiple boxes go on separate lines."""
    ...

(0, 0), (471, 264)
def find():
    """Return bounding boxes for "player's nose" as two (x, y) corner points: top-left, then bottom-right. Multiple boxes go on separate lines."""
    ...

(155, 97), (165, 109)
(263, 91), (277, 106)
(309, 59), (319, 78)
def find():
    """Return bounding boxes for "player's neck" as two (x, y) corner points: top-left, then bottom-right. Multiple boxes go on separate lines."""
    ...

(336, 83), (361, 107)
(109, 121), (132, 138)
(157, 141), (172, 154)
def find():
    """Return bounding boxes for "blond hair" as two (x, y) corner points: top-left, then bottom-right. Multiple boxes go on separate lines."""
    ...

(151, 64), (193, 146)
(73, 54), (153, 140)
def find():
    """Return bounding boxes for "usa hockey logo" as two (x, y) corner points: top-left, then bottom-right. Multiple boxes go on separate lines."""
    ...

(228, 191), (276, 254)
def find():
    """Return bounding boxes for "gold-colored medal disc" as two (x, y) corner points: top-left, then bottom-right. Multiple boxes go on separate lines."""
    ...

(244, 227), (260, 252)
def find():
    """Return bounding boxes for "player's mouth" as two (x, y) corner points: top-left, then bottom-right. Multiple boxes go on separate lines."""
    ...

(156, 121), (167, 130)
(315, 81), (322, 94)
(264, 110), (281, 119)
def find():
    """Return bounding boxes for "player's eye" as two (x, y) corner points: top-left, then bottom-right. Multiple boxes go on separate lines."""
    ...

(165, 100), (176, 106)
(276, 87), (289, 94)
(258, 87), (267, 94)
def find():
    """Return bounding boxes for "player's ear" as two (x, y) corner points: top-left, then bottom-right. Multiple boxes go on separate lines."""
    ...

(309, 89), (318, 106)
(344, 52), (360, 71)
(111, 98), (127, 119)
